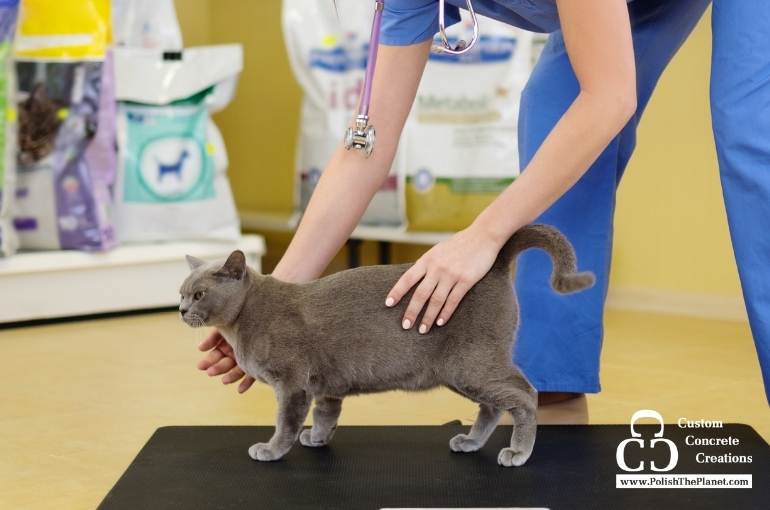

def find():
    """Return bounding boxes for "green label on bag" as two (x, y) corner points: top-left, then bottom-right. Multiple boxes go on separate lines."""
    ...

(122, 104), (215, 203)
(445, 177), (513, 194)
(406, 175), (515, 232)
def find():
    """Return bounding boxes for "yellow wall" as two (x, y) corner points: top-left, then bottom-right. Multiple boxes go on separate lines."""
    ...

(176, 2), (742, 296)
(175, 0), (210, 47)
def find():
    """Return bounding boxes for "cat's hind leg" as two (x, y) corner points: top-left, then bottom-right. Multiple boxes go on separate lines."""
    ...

(249, 388), (311, 462)
(300, 396), (343, 447)
(449, 403), (503, 452)
(452, 367), (537, 467)
(498, 402), (537, 467)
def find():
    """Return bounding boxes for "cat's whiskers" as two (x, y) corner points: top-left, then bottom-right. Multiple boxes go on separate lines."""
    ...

(181, 314), (208, 346)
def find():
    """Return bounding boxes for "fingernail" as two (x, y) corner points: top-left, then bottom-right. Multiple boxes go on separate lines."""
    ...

(419, 324), (427, 334)
(437, 318), (444, 326)
(402, 319), (411, 329)
(386, 297), (394, 307)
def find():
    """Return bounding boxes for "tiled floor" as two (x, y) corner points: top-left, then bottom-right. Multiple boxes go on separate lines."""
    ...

(0, 309), (767, 509)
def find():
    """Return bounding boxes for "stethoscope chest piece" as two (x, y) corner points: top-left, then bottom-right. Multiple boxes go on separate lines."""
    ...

(344, 0), (384, 159)
(343, 0), (479, 159)
(344, 115), (376, 159)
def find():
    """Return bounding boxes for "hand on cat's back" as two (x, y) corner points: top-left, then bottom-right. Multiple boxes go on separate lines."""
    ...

(386, 227), (500, 335)
(197, 329), (256, 393)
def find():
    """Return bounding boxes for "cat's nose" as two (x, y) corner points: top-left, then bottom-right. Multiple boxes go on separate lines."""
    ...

(179, 307), (188, 317)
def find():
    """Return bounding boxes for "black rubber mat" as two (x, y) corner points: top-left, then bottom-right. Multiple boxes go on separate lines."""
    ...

(98, 424), (769, 509)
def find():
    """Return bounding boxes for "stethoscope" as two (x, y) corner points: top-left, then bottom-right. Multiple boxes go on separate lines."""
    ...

(344, 0), (480, 158)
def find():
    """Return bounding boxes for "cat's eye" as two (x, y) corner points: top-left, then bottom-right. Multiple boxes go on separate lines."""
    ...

(194, 292), (204, 301)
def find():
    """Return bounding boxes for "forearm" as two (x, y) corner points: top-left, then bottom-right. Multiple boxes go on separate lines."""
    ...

(473, 0), (636, 248)
(472, 89), (635, 247)
(273, 41), (433, 283)
(273, 146), (394, 283)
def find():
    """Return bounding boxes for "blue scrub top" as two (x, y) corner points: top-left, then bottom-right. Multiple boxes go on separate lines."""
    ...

(381, 0), (634, 46)
(381, 0), (559, 46)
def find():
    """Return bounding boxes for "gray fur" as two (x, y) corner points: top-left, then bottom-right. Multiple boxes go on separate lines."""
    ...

(179, 224), (594, 467)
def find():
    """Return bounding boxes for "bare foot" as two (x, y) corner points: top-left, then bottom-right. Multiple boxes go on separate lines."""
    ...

(497, 393), (588, 426)
(538, 391), (583, 406)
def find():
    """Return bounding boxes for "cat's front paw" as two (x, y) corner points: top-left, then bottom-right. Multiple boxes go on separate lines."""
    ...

(497, 447), (530, 467)
(299, 429), (328, 448)
(249, 443), (281, 462)
(449, 434), (482, 453)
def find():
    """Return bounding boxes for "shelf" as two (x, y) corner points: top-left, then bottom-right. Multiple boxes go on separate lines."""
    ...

(0, 235), (265, 323)
(239, 210), (452, 246)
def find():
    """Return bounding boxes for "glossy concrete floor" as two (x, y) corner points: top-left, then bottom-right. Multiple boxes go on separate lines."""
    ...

(1, 309), (767, 509)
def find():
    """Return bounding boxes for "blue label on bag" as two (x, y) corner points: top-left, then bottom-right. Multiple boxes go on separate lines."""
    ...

(309, 45), (368, 72)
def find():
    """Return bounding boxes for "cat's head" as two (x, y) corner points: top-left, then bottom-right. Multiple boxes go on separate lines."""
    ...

(18, 82), (62, 165)
(179, 250), (250, 328)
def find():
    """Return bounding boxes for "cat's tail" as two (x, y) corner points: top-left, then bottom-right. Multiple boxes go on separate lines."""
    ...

(493, 224), (595, 294)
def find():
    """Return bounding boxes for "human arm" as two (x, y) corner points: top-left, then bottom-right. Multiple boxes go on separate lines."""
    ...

(197, 40), (434, 391)
(388, 0), (638, 333)
(271, 40), (434, 282)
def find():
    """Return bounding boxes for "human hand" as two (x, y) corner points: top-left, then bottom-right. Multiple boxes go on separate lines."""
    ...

(197, 330), (256, 393)
(386, 227), (502, 334)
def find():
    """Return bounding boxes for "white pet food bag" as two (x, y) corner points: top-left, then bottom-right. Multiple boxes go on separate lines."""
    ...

(402, 16), (534, 231)
(0, 0), (19, 257)
(283, 0), (402, 226)
(112, 0), (183, 50)
(113, 45), (242, 243)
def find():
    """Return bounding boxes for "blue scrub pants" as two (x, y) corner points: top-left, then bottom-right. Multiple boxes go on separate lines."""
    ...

(513, 0), (770, 404)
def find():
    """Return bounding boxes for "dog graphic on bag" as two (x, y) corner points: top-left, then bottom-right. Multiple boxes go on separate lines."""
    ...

(156, 150), (189, 181)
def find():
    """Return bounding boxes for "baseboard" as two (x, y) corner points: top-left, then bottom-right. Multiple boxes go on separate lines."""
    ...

(605, 285), (748, 322)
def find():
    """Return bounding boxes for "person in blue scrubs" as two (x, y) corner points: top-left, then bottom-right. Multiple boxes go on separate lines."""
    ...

(199, 0), (770, 407)
(514, 0), (770, 404)
(506, 0), (770, 405)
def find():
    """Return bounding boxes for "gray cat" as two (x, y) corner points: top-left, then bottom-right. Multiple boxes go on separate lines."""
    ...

(180, 224), (594, 467)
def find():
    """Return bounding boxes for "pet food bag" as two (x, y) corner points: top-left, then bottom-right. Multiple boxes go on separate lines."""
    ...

(0, 0), (19, 257)
(112, 44), (242, 243)
(283, 0), (402, 226)
(12, 0), (118, 250)
(402, 15), (534, 231)
(112, 0), (183, 50)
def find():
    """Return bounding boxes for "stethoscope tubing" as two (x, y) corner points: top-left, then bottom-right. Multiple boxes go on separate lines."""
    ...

(347, 0), (481, 157)
(357, 0), (481, 120)
(360, 0), (384, 118)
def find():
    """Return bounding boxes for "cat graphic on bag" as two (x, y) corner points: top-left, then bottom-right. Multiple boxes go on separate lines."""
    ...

(179, 224), (594, 467)
(18, 83), (62, 167)
(157, 150), (189, 181)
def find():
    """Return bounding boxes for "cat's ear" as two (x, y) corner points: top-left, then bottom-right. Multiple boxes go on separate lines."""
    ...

(186, 255), (206, 271)
(31, 82), (46, 100)
(214, 250), (246, 281)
